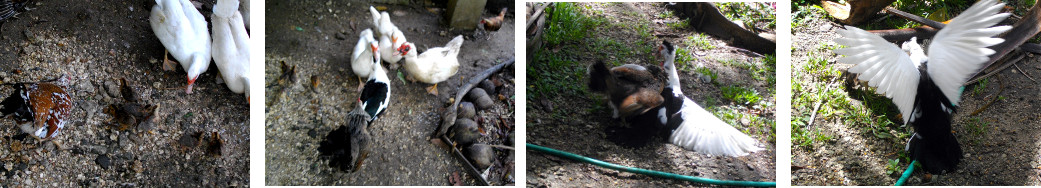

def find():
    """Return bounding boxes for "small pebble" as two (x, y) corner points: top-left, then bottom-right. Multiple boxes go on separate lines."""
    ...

(96, 155), (111, 170)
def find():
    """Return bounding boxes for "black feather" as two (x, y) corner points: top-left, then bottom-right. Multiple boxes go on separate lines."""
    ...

(318, 107), (372, 172)
(1, 84), (32, 122)
(588, 61), (609, 92)
(359, 80), (389, 122)
(907, 67), (962, 174)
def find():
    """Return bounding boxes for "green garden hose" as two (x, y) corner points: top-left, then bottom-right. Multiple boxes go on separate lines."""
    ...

(527, 143), (776, 187)
(894, 160), (918, 186)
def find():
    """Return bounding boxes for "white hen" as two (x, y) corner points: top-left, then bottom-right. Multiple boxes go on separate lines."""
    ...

(352, 29), (380, 89)
(151, 0), (212, 94)
(212, 0), (250, 102)
(402, 35), (463, 95)
(657, 40), (764, 157)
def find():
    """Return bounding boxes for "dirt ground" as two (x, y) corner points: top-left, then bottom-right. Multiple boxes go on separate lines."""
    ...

(791, 4), (1041, 186)
(526, 2), (776, 187)
(0, 0), (250, 187)
(263, 0), (516, 186)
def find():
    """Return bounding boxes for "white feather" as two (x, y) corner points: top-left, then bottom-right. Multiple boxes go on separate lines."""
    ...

(669, 97), (764, 157)
(834, 27), (920, 123)
(659, 41), (762, 157)
(402, 35), (463, 84)
(352, 29), (378, 79)
(927, 0), (1011, 105)
(212, 0), (251, 98)
(150, 0), (212, 92)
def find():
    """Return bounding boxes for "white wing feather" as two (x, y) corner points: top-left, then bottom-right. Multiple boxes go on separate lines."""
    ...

(834, 27), (920, 123)
(670, 98), (764, 157)
(927, 0), (1011, 105)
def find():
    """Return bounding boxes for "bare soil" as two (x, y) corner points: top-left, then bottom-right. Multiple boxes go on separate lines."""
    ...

(263, 0), (516, 186)
(791, 5), (1041, 186)
(0, 0), (249, 187)
(526, 2), (776, 187)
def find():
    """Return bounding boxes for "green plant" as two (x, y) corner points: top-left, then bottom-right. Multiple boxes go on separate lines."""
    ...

(886, 159), (901, 175)
(722, 85), (762, 105)
(694, 67), (717, 83)
(545, 2), (599, 46)
(716, 2), (776, 29)
(684, 34), (715, 50)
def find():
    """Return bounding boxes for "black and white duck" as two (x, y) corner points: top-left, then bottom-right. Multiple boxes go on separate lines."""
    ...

(834, 0), (1010, 174)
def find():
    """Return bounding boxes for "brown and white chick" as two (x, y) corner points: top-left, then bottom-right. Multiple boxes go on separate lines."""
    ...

(1, 82), (73, 139)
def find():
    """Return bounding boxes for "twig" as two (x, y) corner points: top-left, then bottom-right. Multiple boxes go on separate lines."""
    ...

(1013, 62), (1038, 83)
(807, 77), (837, 128)
(966, 54), (1024, 85)
(884, 7), (945, 29)
(487, 144), (515, 150)
(970, 75), (1005, 116)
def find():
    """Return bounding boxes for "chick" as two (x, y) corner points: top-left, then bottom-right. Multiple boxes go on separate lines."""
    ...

(480, 8), (506, 32)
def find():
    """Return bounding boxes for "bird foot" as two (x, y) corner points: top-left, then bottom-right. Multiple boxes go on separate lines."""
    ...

(161, 50), (178, 71)
(426, 85), (439, 96)
(357, 79), (366, 92)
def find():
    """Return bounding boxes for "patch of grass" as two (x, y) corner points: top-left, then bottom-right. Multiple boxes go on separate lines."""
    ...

(667, 19), (689, 30)
(793, 52), (908, 150)
(716, 2), (776, 29)
(544, 2), (601, 46)
(757, 54), (777, 86)
(792, 4), (824, 29)
(722, 85), (762, 105)
(965, 117), (988, 137)
(693, 66), (717, 83)
(656, 10), (674, 19)
(710, 106), (776, 142)
(972, 78), (988, 96)
(684, 34), (715, 50)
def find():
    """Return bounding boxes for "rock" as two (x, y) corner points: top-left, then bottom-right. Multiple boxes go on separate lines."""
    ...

(479, 80), (496, 95)
(96, 155), (111, 170)
(104, 80), (121, 99)
(466, 144), (494, 170)
(451, 118), (480, 147)
(76, 81), (95, 94)
(467, 88), (494, 110)
(458, 102), (476, 119)
(335, 32), (347, 40)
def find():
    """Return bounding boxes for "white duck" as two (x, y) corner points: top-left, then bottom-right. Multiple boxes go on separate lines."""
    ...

(656, 40), (764, 157)
(150, 0), (212, 94)
(369, 6), (409, 67)
(401, 35), (463, 95)
(379, 29), (409, 68)
(352, 29), (380, 89)
(211, 0), (250, 102)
